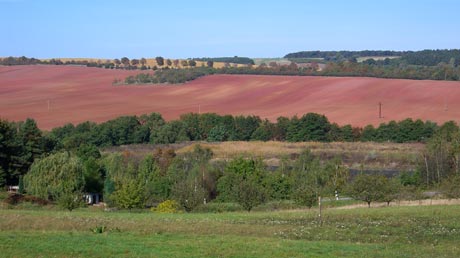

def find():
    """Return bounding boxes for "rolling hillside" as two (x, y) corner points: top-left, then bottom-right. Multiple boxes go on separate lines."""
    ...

(1, 65), (460, 129)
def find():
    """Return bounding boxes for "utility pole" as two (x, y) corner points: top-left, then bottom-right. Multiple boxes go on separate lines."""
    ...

(378, 102), (382, 119)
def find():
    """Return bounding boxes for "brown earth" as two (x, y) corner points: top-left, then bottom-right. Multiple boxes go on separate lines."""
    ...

(1, 65), (460, 130)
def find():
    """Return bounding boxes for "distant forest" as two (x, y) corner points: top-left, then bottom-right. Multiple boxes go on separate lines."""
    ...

(192, 56), (255, 65)
(284, 49), (460, 66)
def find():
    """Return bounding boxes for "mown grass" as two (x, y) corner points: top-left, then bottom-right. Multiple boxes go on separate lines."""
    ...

(1, 205), (460, 257)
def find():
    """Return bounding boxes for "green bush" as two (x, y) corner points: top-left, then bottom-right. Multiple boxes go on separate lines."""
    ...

(151, 200), (181, 213)
(91, 225), (106, 234)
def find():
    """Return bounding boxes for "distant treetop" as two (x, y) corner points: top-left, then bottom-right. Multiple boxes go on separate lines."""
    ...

(193, 56), (255, 65)
(284, 49), (460, 66)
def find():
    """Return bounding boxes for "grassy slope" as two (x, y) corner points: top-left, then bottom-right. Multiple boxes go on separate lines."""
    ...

(103, 141), (422, 171)
(177, 141), (423, 170)
(1, 205), (459, 257)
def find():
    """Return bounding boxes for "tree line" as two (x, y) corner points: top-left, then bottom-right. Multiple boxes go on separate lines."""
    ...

(19, 144), (407, 211)
(192, 56), (255, 65)
(121, 61), (460, 85)
(21, 128), (460, 212)
(284, 49), (460, 66)
(0, 111), (445, 188)
(285, 50), (403, 59)
(4, 55), (460, 82)
(3, 113), (460, 211)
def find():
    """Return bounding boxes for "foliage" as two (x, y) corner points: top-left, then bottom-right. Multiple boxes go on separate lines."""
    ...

(419, 121), (460, 185)
(18, 176), (24, 194)
(285, 50), (402, 60)
(193, 56), (255, 65)
(112, 179), (144, 210)
(292, 185), (317, 208)
(347, 174), (388, 207)
(152, 200), (180, 213)
(0, 167), (5, 187)
(440, 175), (460, 199)
(235, 179), (267, 211)
(171, 179), (206, 212)
(91, 225), (107, 234)
(217, 157), (268, 211)
(123, 67), (214, 84)
(286, 113), (331, 142)
(56, 189), (83, 211)
(23, 152), (85, 202)
(284, 49), (460, 67)
(155, 56), (164, 66)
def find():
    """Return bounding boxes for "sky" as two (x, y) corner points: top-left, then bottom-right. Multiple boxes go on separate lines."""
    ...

(1, 0), (459, 59)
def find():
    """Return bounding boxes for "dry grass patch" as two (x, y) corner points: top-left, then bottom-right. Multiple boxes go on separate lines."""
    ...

(177, 141), (423, 170)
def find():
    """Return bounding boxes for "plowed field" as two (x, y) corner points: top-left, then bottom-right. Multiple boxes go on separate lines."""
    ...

(1, 65), (460, 129)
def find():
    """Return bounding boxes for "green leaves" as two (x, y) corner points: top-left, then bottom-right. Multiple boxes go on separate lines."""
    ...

(347, 174), (388, 207)
(23, 152), (85, 207)
(217, 157), (268, 211)
(113, 180), (144, 210)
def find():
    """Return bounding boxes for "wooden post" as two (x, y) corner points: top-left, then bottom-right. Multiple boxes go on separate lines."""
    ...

(318, 196), (322, 226)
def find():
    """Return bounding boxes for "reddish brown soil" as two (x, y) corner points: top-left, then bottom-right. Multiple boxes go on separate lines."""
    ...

(1, 65), (460, 130)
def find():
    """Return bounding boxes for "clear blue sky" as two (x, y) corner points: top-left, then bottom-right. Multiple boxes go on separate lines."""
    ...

(1, 0), (459, 59)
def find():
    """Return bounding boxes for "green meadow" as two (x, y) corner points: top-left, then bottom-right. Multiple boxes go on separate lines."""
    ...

(1, 204), (460, 257)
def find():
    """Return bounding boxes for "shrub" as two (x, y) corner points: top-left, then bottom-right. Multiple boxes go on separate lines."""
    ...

(292, 186), (318, 208)
(151, 200), (180, 213)
(91, 225), (107, 234)
(56, 190), (83, 211)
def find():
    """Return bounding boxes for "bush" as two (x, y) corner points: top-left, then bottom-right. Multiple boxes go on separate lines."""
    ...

(151, 200), (180, 213)
(440, 175), (460, 199)
(292, 186), (318, 208)
(56, 190), (83, 211)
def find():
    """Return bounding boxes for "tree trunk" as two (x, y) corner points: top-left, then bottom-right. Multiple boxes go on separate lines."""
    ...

(423, 154), (429, 185)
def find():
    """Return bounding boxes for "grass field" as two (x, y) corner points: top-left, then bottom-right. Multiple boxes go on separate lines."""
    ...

(103, 141), (422, 171)
(1, 204), (460, 257)
(177, 141), (423, 170)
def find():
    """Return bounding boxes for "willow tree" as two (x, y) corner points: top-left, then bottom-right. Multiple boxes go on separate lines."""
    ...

(24, 152), (84, 210)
